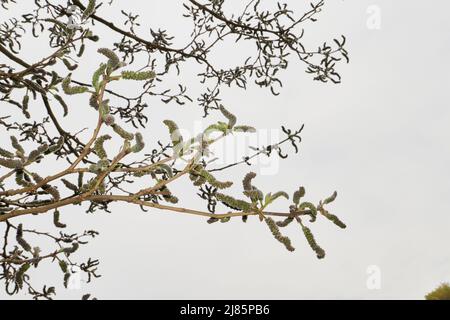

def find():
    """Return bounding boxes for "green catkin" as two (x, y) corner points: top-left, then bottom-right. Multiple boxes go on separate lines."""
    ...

(92, 63), (106, 91)
(22, 94), (30, 118)
(54, 94), (69, 116)
(94, 135), (111, 159)
(99, 100), (110, 120)
(80, 177), (98, 193)
(196, 168), (233, 189)
(276, 216), (294, 227)
(265, 217), (295, 252)
(163, 120), (183, 147)
(62, 58), (78, 71)
(233, 125), (256, 133)
(121, 70), (156, 81)
(45, 185), (60, 201)
(61, 179), (78, 193)
(111, 124), (134, 140)
(193, 175), (207, 187)
(323, 191), (338, 204)
(135, 164), (173, 178)
(298, 202), (317, 217)
(88, 163), (101, 174)
(159, 186), (179, 204)
(46, 137), (65, 154)
(89, 93), (99, 110)
(268, 191), (289, 203)
(97, 159), (110, 171)
(15, 170), (33, 187)
(82, 0), (96, 20)
(49, 71), (60, 88)
(61, 75), (88, 95)
(301, 225), (325, 259)
(31, 173), (60, 201)
(0, 158), (23, 169)
(16, 224), (31, 252)
(293, 186), (305, 205)
(53, 210), (66, 228)
(242, 172), (263, 202)
(0, 147), (14, 158)
(27, 144), (49, 163)
(320, 210), (346, 229)
(15, 263), (30, 289)
(215, 193), (252, 211)
(10, 136), (24, 155)
(97, 48), (120, 69)
(97, 181), (106, 194)
(131, 132), (145, 153)
(244, 188), (264, 202)
(242, 172), (256, 191)
(220, 217), (231, 223)
(219, 105), (236, 129)
(204, 122), (229, 135)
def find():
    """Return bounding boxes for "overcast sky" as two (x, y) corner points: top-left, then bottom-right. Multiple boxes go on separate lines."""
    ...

(1, 0), (449, 300)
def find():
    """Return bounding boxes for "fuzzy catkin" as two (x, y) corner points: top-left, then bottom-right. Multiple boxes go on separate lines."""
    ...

(94, 135), (111, 159)
(15, 263), (30, 289)
(219, 105), (237, 129)
(46, 137), (64, 154)
(54, 94), (69, 116)
(0, 158), (23, 169)
(163, 120), (183, 147)
(323, 191), (338, 204)
(131, 132), (145, 153)
(301, 225), (325, 259)
(320, 210), (346, 229)
(276, 216), (294, 227)
(92, 64), (106, 91)
(111, 124), (134, 140)
(53, 210), (67, 228)
(15, 170), (33, 187)
(10, 136), (24, 155)
(195, 168), (232, 189)
(233, 125), (256, 133)
(82, 0), (96, 20)
(293, 186), (305, 205)
(97, 48), (120, 69)
(27, 144), (49, 163)
(215, 193), (251, 211)
(242, 172), (256, 191)
(21, 94), (30, 118)
(16, 224), (32, 252)
(0, 147), (14, 158)
(265, 217), (295, 252)
(61, 179), (78, 193)
(121, 70), (156, 81)
(61, 74), (88, 95)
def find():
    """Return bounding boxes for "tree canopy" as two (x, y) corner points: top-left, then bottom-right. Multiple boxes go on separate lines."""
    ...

(0, 0), (348, 299)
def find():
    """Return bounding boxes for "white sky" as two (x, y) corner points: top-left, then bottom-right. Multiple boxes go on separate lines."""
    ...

(1, 0), (449, 300)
